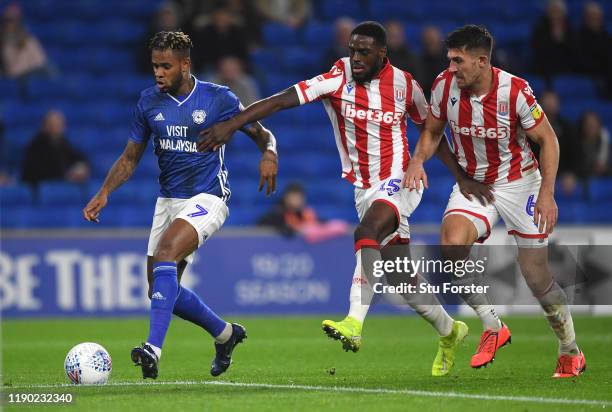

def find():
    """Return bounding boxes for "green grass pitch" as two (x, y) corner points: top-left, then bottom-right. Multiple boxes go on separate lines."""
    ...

(2, 315), (612, 411)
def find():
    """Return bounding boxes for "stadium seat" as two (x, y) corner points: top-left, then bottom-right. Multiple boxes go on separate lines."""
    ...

(320, 0), (365, 21)
(587, 178), (612, 202)
(38, 182), (86, 206)
(366, 0), (421, 22)
(225, 207), (263, 226)
(302, 23), (334, 47)
(553, 75), (598, 100)
(262, 24), (299, 47)
(0, 185), (34, 206)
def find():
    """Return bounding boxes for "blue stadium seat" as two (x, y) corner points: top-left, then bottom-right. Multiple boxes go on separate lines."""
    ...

(279, 47), (318, 75)
(0, 80), (20, 100)
(320, 0), (365, 21)
(38, 182), (86, 206)
(0, 185), (34, 206)
(225, 208), (262, 226)
(315, 204), (358, 223)
(262, 73), (303, 96)
(581, 202), (612, 224)
(366, 0), (421, 22)
(553, 75), (597, 100)
(262, 24), (299, 47)
(302, 23), (334, 47)
(587, 178), (612, 202)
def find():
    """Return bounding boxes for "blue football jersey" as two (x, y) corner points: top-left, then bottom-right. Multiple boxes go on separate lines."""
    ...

(129, 76), (239, 200)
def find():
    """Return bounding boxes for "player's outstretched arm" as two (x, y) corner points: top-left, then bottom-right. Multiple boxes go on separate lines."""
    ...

(403, 112), (447, 190)
(435, 138), (495, 206)
(198, 88), (300, 152)
(82, 140), (147, 222)
(239, 119), (278, 196)
(526, 116), (559, 234)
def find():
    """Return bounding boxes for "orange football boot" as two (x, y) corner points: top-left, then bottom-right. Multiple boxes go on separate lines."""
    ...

(471, 323), (511, 368)
(552, 351), (586, 378)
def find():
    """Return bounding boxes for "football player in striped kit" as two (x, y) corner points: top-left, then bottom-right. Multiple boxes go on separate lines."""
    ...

(198, 21), (496, 376)
(405, 25), (585, 377)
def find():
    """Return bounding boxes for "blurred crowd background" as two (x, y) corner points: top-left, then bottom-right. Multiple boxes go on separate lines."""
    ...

(1, 0), (611, 230)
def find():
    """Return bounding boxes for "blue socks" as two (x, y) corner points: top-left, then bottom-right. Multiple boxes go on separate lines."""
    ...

(147, 262), (179, 349)
(173, 285), (227, 338)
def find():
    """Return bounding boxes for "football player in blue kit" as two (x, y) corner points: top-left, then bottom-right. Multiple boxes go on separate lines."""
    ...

(83, 31), (278, 379)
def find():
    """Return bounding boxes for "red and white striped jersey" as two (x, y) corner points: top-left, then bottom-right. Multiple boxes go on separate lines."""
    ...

(293, 58), (428, 188)
(430, 67), (544, 184)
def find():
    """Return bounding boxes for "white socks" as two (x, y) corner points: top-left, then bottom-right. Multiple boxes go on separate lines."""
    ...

(146, 342), (162, 360)
(214, 322), (233, 344)
(536, 282), (579, 355)
(474, 305), (502, 331)
(347, 249), (374, 323)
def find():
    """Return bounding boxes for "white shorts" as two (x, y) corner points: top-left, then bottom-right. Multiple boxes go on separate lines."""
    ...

(147, 193), (229, 263)
(443, 170), (548, 247)
(355, 176), (423, 246)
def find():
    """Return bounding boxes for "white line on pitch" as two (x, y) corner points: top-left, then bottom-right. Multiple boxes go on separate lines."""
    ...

(4, 380), (611, 407)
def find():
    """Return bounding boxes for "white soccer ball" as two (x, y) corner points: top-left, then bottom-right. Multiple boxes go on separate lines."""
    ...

(64, 342), (112, 385)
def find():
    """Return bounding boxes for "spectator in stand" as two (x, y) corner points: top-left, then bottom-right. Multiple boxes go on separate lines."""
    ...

(207, 56), (260, 106)
(191, 3), (249, 74)
(0, 3), (50, 81)
(532, 91), (581, 196)
(577, 1), (612, 97)
(138, 1), (182, 74)
(226, 0), (262, 47)
(321, 17), (355, 71)
(530, 0), (577, 77)
(255, 0), (310, 29)
(21, 110), (90, 187)
(0, 118), (14, 186)
(385, 20), (424, 84)
(577, 111), (610, 179)
(257, 182), (347, 242)
(420, 26), (447, 98)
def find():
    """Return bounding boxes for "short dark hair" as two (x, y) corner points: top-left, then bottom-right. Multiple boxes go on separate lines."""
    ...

(351, 21), (387, 46)
(445, 25), (493, 58)
(149, 31), (193, 57)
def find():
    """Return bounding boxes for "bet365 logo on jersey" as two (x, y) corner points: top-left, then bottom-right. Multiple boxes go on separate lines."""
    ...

(379, 179), (402, 196)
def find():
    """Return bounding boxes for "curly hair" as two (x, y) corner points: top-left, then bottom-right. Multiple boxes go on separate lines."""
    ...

(149, 31), (193, 56)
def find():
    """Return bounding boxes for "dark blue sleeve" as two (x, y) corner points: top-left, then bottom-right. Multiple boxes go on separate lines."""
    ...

(216, 88), (241, 123)
(128, 99), (151, 143)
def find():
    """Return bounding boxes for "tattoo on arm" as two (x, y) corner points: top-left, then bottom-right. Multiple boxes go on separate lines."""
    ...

(100, 141), (146, 194)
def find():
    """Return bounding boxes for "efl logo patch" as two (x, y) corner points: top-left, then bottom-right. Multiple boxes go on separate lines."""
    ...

(498, 101), (508, 116)
(530, 103), (542, 120)
(192, 109), (206, 124)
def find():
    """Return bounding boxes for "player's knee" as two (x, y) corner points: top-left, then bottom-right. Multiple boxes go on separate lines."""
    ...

(354, 221), (380, 243)
(517, 253), (551, 295)
(440, 227), (469, 246)
(153, 241), (180, 263)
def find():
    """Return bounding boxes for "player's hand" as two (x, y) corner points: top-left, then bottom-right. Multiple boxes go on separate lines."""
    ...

(534, 192), (558, 234)
(83, 191), (108, 223)
(403, 159), (428, 191)
(457, 177), (495, 206)
(258, 150), (278, 196)
(198, 121), (235, 152)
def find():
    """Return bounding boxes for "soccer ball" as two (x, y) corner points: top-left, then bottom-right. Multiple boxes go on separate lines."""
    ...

(64, 342), (112, 385)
